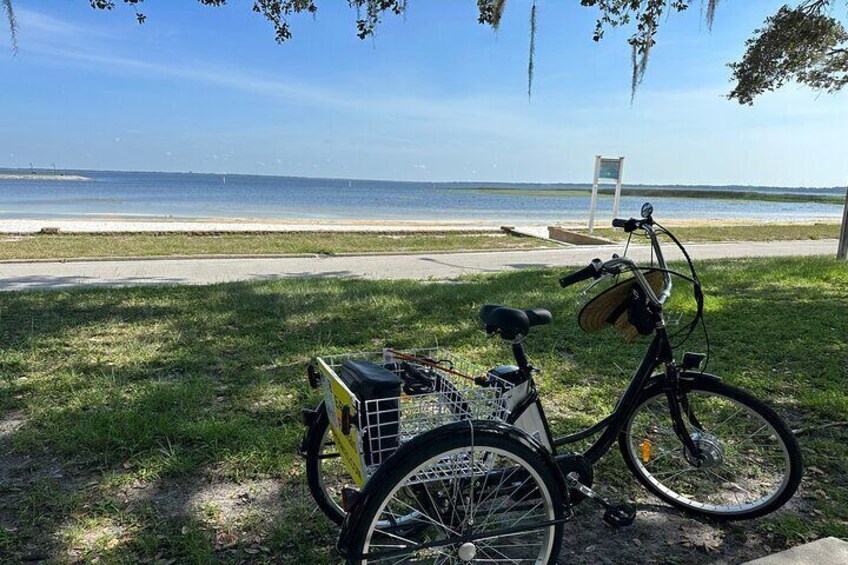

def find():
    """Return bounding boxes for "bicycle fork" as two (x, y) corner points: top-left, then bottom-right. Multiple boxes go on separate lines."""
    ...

(663, 363), (704, 464)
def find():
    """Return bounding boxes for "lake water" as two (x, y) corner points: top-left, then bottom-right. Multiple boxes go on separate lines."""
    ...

(0, 170), (843, 223)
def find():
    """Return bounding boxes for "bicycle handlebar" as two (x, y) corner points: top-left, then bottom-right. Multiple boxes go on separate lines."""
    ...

(559, 259), (603, 288)
(611, 217), (643, 233)
(561, 211), (673, 308)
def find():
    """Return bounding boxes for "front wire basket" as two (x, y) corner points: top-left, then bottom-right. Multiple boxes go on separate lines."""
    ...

(316, 348), (514, 482)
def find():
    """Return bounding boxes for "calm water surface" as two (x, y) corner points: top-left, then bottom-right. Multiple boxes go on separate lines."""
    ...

(0, 170), (842, 223)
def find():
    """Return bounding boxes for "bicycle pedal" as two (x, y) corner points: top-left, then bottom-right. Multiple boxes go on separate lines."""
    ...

(602, 503), (636, 528)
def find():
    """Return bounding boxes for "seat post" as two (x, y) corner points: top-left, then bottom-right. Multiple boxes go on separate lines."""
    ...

(511, 341), (531, 375)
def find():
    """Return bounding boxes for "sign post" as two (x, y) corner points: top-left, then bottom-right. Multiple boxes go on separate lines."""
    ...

(612, 157), (625, 218)
(838, 186), (848, 261)
(588, 155), (601, 233)
(588, 155), (625, 234)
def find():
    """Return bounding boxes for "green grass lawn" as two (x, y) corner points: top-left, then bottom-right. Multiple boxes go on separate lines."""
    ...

(0, 223), (840, 262)
(0, 256), (845, 563)
(0, 231), (552, 261)
(586, 222), (841, 243)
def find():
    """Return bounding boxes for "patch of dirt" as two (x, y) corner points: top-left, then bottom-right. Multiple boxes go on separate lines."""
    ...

(0, 410), (30, 499)
(123, 477), (286, 524)
(0, 410), (65, 490)
(555, 482), (817, 565)
(0, 410), (93, 562)
(112, 475), (319, 557)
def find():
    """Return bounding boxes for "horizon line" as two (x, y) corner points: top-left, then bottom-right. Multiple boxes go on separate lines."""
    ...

(0, 166), (842, 191)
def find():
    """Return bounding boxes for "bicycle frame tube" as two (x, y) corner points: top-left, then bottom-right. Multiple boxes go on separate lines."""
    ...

(556, 325), (674, 464)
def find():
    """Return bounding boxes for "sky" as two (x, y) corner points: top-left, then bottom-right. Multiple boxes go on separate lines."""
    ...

(0, 0), (847, 186)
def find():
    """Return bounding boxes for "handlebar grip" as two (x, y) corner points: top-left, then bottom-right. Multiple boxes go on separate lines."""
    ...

(559, 261), (601, 288)
(612, 218), (641, 233)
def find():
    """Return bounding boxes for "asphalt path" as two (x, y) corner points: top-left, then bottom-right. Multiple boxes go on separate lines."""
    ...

(0, 239), (837, 291)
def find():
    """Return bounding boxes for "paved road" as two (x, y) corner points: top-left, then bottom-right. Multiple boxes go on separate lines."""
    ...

(0, 240), (837, 291)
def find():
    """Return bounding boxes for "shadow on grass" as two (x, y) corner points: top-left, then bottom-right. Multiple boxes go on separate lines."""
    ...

(0, 255), (844, 562)
(0, 275), (194, 291)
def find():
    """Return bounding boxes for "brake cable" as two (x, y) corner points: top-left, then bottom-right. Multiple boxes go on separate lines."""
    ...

(653, 222), (711, 372)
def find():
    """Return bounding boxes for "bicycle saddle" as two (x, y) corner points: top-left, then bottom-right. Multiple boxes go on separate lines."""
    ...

(480, 304), (552, 340)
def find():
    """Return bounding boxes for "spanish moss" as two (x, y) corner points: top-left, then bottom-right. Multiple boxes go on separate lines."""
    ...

(528, 0), (536, 98)
(706, 0), (721, 29)
(2, 0), (17, 54)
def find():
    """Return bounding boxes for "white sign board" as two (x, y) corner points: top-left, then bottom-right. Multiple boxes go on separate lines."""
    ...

(598, 158), (622, 182)
(588, 155), (625, 233)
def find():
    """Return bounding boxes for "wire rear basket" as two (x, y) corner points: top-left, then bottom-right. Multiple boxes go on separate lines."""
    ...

(315, 347), (514, 483)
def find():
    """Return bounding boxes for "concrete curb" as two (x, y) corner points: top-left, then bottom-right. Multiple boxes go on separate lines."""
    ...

(743, 537), (848, 564)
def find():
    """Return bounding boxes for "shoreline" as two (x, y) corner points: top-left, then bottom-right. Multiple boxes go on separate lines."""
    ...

(0, 216), (841, 234)
(0, 173), (92, 181)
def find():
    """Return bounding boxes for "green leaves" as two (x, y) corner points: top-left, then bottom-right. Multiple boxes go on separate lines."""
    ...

(729, 3), (848, 104)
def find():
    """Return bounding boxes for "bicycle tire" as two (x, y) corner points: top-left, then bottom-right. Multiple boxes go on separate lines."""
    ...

(341, 421), (565, 564)
(304, 401), (347, 524)
(619, 376), (802, 520)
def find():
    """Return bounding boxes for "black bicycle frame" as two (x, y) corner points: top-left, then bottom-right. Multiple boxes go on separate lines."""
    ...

(542, 323), (685, 465)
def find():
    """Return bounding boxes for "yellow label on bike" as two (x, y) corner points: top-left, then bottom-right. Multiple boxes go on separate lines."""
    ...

(641, 439), (652, 463)
(317, 358), (367, 487)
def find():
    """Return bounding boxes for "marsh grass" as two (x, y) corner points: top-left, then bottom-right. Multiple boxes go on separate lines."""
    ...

(474, 187), (845, 205)
(0, 256), (845, 562)
(586, 222), (841, 243)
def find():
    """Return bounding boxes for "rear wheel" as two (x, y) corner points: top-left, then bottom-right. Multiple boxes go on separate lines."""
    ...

(305, 404), (425, 532)
(343, 423), (565, 564)
(304, 402), (347, 524)
(620, 377), (802, 520)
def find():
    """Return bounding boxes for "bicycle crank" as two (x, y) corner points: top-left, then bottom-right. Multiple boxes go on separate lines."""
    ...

(565, 472), (636, 528)
(555, 452), (593, 505)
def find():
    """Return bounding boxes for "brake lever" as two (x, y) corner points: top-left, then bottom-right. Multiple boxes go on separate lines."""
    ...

(578, 272), (614, 298)
(666, 310), (684, 327)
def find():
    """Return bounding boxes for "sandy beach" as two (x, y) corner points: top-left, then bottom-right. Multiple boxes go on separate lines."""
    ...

(0, 218), (509, 234)
(0, 216), (839, 234)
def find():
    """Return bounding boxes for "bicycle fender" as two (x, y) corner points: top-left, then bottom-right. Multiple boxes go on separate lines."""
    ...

(336, 419), (566, 558)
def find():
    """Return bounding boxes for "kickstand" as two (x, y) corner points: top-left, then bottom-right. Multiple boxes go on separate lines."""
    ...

(565, 472), (636, 528)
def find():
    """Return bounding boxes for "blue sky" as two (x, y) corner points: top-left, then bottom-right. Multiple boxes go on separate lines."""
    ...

(1, 0), (847, 186)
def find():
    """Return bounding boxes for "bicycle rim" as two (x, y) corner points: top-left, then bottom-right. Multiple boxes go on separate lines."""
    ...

(361, 446), (558, 564)
(316, 424), (347, 518)
(625, 390), (792, 515)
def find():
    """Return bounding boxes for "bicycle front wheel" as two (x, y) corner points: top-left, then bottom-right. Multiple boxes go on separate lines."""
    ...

(343, 422), (565, 564)
(620, 376), (802, 520)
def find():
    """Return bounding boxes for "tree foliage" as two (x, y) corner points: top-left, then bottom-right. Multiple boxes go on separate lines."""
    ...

(729, 2), (848, 104)
(6, 1), (848, 104)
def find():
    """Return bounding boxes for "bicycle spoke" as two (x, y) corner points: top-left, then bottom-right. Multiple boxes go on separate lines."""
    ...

(626, 390), (792, 515)
(360, 443), (558, 564)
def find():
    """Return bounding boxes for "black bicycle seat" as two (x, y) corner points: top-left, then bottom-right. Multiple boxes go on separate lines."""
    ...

(480, 304), (552, 340)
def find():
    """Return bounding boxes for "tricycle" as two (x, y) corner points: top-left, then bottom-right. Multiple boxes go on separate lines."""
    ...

(299, 203), (802, 564)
